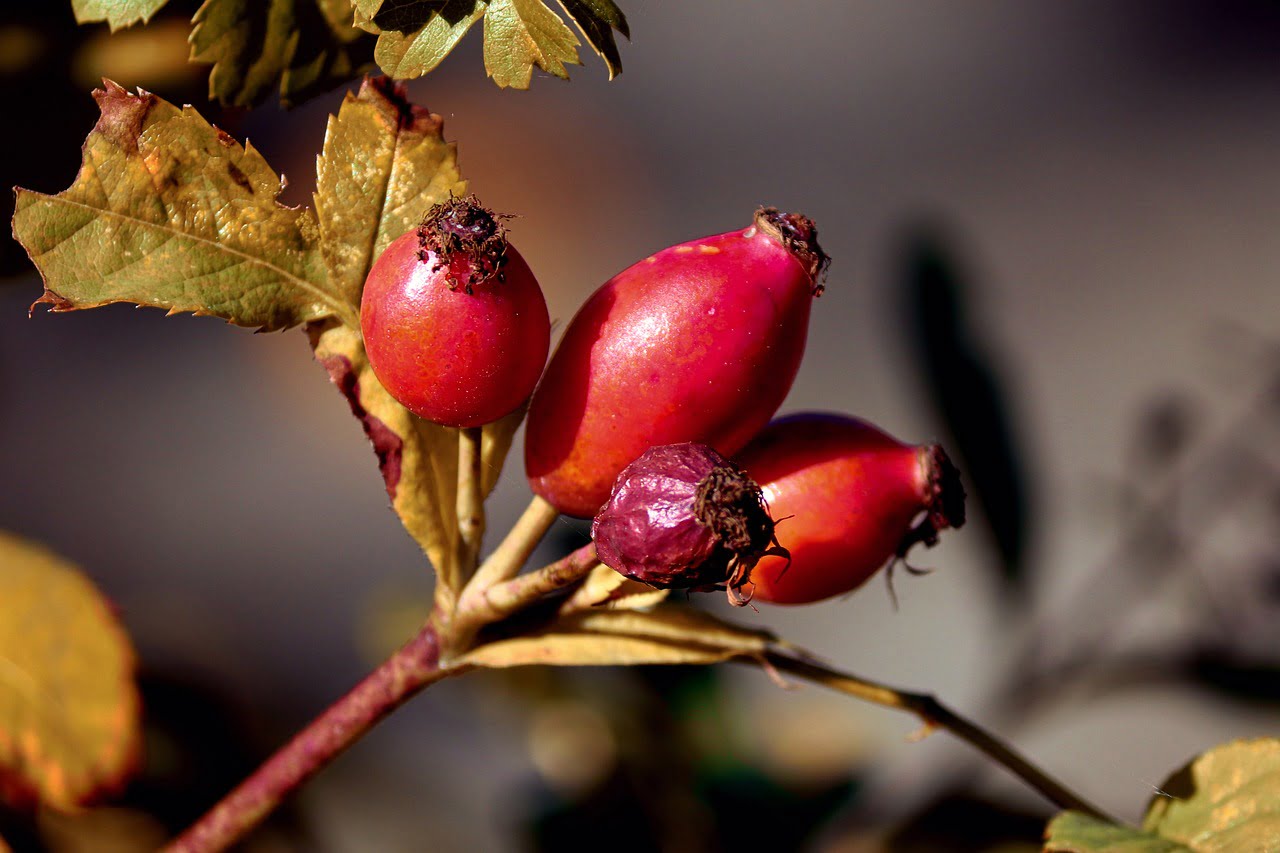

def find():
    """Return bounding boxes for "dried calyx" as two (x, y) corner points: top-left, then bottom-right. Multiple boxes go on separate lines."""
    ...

(896, 444), (967, 558)
(754, 207), (831, 295)
(592, 443), (787, 606)
(416, 195), (511, 294)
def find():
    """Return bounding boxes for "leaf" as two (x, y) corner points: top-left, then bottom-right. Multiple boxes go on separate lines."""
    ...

(189, 0), (376, 107)
(314, 76), (464, 305)
(0, 532), (140, 812)
(71, 0), (170, 31)
(483, 0), (580, 88)
(1044, 812), (1187, 852)
(1143, 738), (1280, 851)
(360, 0), (488, 79)
(554, 0), (628, 80)
(1044, 738), (1280, 852)
(464, 606), (774, 668)
(13, 81), (352, 331)
(559, 563), (669, 613)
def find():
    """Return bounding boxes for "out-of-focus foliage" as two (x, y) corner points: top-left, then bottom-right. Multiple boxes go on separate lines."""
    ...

(0, 532), (140, 812)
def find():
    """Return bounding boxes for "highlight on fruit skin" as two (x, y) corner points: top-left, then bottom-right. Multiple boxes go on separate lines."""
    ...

(525, 207), (830, 518)
(359, 195), (551, 428)
(734, 412), (966, 605)
(592, 442), (787, 606)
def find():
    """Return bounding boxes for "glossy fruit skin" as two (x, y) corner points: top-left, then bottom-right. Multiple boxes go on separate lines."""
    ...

(735, 413), (964, 605)
(525, 209), (827, 518)
(360, 228), (550, 428)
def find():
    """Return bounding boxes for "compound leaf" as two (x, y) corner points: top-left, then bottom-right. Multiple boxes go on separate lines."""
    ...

(71, 0), (170, 30)
(0, 532), (140, 812)
(190, 0), (375, 107)
(13, 82), (349, 331)
(483, 0), (580, 88)
(464, 607), (774, 668)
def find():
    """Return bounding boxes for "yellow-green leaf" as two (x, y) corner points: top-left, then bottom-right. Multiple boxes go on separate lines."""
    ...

(559, 563), (668, 613)
(190, 0), (375, 107)
(361, 0), (487, 79)
(1143, 738), (1280, 851)
(309, 322), (525, 603)
(464, 606), (774, 668)
(13, 82), (350, 331)
(314, 76), (464, 305)
(483, 0), (580, 88)
(71, 0), (170, 30)
(555, 0), (627, 79)
(1044, 812), (1187, 853)
(0, 533), (140, 812)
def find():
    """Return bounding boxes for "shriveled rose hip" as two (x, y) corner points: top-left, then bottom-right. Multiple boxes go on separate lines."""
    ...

(592, 443), (785, 606)
(525, 207), (829, 518)
(735, 413), (965, 605)
(360, 196), (550, 428)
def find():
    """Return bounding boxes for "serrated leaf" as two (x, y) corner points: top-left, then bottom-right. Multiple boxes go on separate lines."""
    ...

(1044, 812), (1188, 852)
(1143, 738), (1280, 851)
(367, 0), (487, 79)
(13, 82), (351, 331)
(555, 0), (627, 79)
(483, 0), (580, 88)
(310, 322), (525, 603)
(0, 532), (140, 812)
(314, 76), (464, 303)
(464, 606), (774, 668)
(71, 0), (170, 31)
(190, 0), (376, 107)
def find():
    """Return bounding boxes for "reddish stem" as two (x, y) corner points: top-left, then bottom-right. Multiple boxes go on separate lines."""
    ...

(165, 623), (466, 852)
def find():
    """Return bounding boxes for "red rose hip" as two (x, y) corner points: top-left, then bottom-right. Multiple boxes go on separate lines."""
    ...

(525, 208), (829, 518)
(735, 413), (965, 605)
(360, 196), (550, 428)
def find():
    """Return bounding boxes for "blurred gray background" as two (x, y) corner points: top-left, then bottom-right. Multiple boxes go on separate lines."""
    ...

(4, 1), (1280, 849)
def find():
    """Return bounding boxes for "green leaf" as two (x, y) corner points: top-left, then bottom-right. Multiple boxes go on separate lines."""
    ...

(483, 0), (580, 88)
(314, 75), (464, 304)
(365, 0), (487, 80)
(190, 0), (376, 107)
(1044, 812), (1188, 852)
(71, 0), (170, 30)
(554, 0), (628, 80)
(0, 532), (140, 812)
(464, 606), (774, 668)
(1143, 738), (1280, 851)
(14, 82), (350, 331)
(1045, 738), (1280, 852)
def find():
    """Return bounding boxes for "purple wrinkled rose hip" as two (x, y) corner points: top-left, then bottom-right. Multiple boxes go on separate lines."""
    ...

(591, 443), (786, 606)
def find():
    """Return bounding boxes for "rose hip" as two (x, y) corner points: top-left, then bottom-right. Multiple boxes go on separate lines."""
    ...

(525, 207), (829, 518)
(735, 413), (965, 605)
(360, 196), (550, 428)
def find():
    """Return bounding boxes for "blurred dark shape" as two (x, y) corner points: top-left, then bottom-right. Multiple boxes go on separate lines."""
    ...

(881, 794), (1046, 852)
(1190, 648), (1280, 707)
(1131, 393), (1199, 474)
(0, 2), (209, 278)
(898, 227), (1032, 600)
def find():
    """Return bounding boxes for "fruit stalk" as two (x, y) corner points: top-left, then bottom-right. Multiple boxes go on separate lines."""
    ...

(456, 542), (600, 629)
(165, 622), (467, 853)
(454, 426), (486, 586)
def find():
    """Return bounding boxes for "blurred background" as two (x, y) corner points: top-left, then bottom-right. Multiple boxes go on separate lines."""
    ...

(3, 1), (1280, 849)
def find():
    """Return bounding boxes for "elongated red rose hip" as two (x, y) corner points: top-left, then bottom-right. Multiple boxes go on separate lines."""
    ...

(592, 443), (785, 605)
(735, 413), (965, 605)
(525, 208), (829, 518)
(360, 196), (550, 428)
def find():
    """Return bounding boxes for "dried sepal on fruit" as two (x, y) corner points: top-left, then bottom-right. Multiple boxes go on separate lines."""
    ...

(592, 443), (788, 606)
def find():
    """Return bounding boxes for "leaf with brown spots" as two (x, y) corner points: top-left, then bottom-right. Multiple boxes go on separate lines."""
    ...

(13, 82), (352, 331)
(0, 532), (140, 813)
(464, 606), (774, 668)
